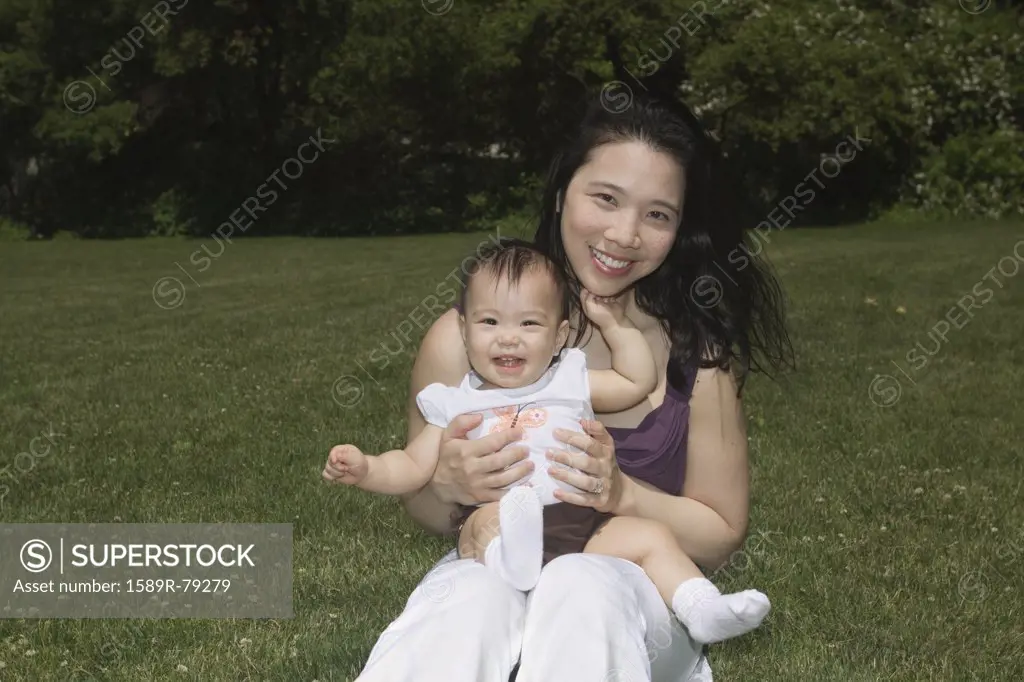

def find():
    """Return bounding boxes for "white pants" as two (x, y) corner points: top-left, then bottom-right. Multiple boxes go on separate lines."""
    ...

(357, 549), (713, 682)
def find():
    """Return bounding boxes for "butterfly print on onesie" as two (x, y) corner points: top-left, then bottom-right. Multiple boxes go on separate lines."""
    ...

(487, 403), (549, 438)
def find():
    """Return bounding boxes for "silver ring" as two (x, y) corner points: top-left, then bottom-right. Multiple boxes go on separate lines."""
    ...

(592, 478), (604, 495)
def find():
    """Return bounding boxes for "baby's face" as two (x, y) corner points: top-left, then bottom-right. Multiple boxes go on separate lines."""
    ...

(461, 267), (569, 390)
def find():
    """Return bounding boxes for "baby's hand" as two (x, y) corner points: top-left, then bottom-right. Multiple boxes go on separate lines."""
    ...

(581, 288), (628, 329)
(323, 444), (369, 485)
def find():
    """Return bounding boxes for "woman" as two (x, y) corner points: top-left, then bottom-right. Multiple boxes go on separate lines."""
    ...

(356, 91), (792, 682)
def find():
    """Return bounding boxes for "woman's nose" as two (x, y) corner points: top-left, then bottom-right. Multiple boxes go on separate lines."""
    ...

(604, 215), (641, 250)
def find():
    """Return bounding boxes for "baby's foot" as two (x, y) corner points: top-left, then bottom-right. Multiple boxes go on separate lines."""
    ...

(671, 578), (770, 644)
(483, 486), (543, 591)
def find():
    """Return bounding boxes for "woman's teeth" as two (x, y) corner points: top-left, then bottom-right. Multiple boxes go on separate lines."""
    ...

(591, 247), (632, 271)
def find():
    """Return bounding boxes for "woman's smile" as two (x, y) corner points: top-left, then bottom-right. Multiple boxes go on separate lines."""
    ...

(589, 246), (636, 277)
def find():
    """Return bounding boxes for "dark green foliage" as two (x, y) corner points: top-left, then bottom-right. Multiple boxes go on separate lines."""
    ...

(1, 0), (1021, 237)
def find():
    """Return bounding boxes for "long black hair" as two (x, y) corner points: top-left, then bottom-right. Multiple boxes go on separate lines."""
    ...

(533, 91), (794, 395)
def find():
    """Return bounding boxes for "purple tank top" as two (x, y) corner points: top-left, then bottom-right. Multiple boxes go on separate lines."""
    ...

(449, 304), (693, 496)
(605, 370), (695, 496)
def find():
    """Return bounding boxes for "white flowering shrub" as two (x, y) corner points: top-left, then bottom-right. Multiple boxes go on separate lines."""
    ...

(912, 128), (1024, 219)
(677, 0), (1023, 220)
(895, 4), (1024, 219)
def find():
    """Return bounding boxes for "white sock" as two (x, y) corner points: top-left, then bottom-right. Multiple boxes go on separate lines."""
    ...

(671, 577), (771, 644)
(482, 486), (543, 591)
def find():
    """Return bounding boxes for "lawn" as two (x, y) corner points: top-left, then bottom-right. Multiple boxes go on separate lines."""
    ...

(0, 220), (1022, 681)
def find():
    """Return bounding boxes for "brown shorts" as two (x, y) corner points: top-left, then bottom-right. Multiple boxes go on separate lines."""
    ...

(451, 501), (614, 566)
(539, 502), (615, 565)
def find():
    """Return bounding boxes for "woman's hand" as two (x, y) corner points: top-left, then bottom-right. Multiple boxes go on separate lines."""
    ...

(546, 418), (626, 514)
(431, 413), (532, 506)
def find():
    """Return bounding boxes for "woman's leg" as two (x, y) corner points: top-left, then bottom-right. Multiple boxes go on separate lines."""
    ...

(357, 549), (527, 682)
(514, 552), (709, 682)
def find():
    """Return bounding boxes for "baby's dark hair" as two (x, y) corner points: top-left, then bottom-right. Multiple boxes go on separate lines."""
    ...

(458, 237), (572, 321)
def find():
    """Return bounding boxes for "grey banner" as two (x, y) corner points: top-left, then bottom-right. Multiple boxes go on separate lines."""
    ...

(1, 524), (292, 618)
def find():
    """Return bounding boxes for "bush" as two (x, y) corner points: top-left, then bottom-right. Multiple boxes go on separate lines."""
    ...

(463, 170), (543, 234)
(149, 188), (197, 237)
(909, 128), (1024, 220)
(0, 218), (33, 241)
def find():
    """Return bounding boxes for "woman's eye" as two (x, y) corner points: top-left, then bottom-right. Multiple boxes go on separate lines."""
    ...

(649, 210), (670, 222)
(594, 193), (617, 206)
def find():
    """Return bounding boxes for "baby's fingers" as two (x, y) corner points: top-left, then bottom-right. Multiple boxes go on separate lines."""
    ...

(323, 459), (349, 479)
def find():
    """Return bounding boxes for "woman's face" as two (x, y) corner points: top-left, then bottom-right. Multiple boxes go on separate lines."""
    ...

(560, 140), (685, 298)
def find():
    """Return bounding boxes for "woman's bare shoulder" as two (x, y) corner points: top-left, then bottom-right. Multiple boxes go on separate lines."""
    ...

(412, 308), (470, 388)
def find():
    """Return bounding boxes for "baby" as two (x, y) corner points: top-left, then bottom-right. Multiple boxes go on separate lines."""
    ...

(323, 238), (770, 644)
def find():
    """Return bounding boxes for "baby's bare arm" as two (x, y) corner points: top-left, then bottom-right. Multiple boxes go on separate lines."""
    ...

(361, 425), (444, 495)
(588, 321), (658, 413)
(582, 289), (657, 412)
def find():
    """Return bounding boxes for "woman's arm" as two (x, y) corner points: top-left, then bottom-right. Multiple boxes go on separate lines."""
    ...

(398, 309), (532, 535)
(614, 365), (750, 570)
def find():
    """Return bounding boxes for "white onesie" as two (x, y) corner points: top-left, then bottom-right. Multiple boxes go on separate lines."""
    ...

(416, 347), (592, 506)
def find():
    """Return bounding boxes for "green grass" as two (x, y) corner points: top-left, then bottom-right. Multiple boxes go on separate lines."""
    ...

(1, 221), (1022, 681)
